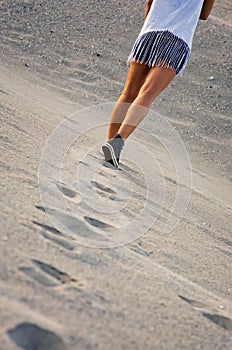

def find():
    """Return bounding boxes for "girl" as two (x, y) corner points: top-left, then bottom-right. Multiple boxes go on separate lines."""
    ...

(102, 0), (215, 168)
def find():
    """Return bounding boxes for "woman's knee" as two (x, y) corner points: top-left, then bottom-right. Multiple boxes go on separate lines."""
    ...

(119, 89), (139, 103)
(136, 66), (176, 105)
(136, 85), (158, 106)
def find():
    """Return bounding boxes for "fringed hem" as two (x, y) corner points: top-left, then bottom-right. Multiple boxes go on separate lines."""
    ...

(127, 30), (190, 76)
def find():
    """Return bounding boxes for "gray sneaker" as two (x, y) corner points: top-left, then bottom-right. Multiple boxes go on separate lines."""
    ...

(102, 134), (124, 168)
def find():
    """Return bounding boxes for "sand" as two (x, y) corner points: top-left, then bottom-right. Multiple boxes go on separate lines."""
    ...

(0, 1), (232, 349)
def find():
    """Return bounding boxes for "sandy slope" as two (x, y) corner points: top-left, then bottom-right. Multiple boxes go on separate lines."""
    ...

(0, 1), (232, 349)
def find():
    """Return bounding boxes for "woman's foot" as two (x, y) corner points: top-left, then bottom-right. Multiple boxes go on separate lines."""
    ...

(102, 134), (124, 168)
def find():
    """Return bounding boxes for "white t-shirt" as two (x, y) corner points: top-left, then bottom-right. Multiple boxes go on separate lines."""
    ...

(140, 0), (204, 49)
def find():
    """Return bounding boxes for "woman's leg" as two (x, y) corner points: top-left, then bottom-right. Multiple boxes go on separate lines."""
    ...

(107, 62), (150, 140)
(118, 66), (176, 140)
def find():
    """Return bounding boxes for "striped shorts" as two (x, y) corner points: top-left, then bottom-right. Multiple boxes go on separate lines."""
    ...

(127, 30), (190, 75)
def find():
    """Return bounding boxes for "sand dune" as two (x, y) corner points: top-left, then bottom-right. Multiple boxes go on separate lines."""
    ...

(0, 1), (232, 349)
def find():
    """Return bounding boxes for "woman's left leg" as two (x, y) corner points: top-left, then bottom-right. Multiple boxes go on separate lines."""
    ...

(118, 66), (176, 140)
(107, 62), (150, 140)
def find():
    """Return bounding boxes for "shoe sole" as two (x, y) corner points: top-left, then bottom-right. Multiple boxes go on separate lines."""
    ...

(102, 143), (119, 168)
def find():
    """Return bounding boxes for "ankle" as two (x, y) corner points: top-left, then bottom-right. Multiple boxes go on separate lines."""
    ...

(115, 134), (125, 142)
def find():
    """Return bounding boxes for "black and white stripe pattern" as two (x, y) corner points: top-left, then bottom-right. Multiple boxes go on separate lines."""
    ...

(127, 30), (190, 75)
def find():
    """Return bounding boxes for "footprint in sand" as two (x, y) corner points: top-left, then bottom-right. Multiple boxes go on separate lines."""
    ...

(179, 295), (232, 331)
(19, 259), (78, 287)
(128, 243), (151, 257)
(33, 220), (64, 236)
(56, 182), (78, 199)
(202, 313), (232, 331)
(32, 259), (78, 284)
(178, 295), (209, 309)
(35, 205), (113, 245)
(7, 323), (70, 350)
(33, 220), (75, 251)
(91, 180), (116, 195)
(91, 179), (128, 203)
(84, 216), (114, 230)
(19, 266), (58, 287)
(0, 88), (8, 95)
(33, 218), (115, 264)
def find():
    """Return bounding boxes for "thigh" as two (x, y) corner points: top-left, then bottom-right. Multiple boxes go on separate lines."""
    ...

(119, 62), (150, 102)
(136, 66), (176, 106)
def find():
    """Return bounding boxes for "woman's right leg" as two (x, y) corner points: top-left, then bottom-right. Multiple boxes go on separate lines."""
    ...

(107, 62), (150, 140)
(118, 65), (176, 140)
